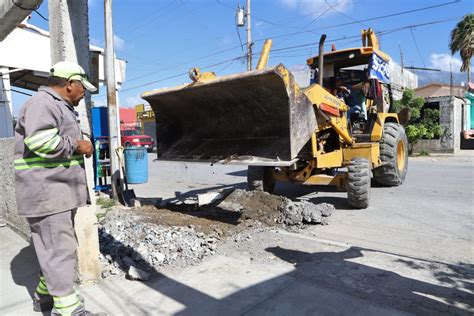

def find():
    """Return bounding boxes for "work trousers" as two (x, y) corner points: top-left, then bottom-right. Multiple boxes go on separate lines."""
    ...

(27, 209), (77, 297)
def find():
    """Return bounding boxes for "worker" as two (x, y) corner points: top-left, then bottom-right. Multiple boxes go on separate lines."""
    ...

(14, 61), (103, 316)
(334, 78), (369, 122)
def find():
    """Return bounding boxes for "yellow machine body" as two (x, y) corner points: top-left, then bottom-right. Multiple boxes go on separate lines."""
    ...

(142, 29), (408, 208)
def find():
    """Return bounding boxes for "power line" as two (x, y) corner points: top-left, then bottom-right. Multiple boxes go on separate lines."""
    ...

(304, 0), (460, 33)
(267, 16), (461, 55)
(121, 0), (177, 36)
(111, 16), (460, 96)
(274, 0), (348, 46)
(410, 28), (432, 81)
(103, 54), (246, 95)
(125, 43), (245, 83)
(256, 0), (460, 43)
(215, 0), (301, 30)
(324, 0), (370, 30)
(33, 9), (48, 21)
(125, 0), (460, 83)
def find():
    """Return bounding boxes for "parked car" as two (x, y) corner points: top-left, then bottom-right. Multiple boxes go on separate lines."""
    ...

(121, 129), (154, 152)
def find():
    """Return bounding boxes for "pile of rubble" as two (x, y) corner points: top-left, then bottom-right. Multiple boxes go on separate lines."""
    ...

(99, 210), (220, 280)
(98, 189), (334, 280)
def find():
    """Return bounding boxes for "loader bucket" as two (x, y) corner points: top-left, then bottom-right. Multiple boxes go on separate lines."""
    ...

(142, 64), (317, 164)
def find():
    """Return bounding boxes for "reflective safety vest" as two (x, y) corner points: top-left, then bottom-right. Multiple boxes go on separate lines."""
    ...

(14, 86), (88, 217)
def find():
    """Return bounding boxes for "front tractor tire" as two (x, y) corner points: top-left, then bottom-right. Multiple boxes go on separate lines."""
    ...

(373, 122), (408, 186)
(347, 158), (371, 209)
(247, 166), (275, 194)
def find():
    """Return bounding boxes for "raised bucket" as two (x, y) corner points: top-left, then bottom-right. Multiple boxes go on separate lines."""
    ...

(124, 147), (148, 184)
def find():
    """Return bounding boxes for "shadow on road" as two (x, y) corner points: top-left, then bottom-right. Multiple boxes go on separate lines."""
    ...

(11, 230), (473, 315)
(10, 245), (49, 316)
(267, 246), (474, 315)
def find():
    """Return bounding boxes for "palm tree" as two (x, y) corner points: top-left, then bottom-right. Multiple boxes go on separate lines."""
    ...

(449, 14), (474, 82)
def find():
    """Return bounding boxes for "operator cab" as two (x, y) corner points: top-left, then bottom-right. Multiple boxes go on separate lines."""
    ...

(307, 46), (393, 139)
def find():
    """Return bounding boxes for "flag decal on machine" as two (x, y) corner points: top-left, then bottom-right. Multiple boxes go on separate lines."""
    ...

(369, 52), (390, 84)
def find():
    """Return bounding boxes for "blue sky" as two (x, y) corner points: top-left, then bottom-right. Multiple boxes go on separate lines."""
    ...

(10, 0), (473, 112)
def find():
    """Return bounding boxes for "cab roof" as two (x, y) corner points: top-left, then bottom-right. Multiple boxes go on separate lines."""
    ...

(306, 46), (391, 69)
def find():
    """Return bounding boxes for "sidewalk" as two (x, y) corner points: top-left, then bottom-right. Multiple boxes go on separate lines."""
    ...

(1, 226), (472, 315)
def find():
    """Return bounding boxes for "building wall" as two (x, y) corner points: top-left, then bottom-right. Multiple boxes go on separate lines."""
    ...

(390, 62), (418, 100)
(412, 96), (464, 153)
(0, 138), (29, 239)
(415, 85), (466, 99)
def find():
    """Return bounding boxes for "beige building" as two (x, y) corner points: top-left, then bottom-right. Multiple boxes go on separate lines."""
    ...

(415, 83), (466, 99)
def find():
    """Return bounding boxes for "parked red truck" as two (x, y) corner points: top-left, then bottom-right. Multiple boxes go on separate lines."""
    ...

(121, 129), (154, 152)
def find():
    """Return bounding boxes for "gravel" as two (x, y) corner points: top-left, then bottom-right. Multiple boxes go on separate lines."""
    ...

(99, 209), (220, 278)
(98, 189), (333, 280)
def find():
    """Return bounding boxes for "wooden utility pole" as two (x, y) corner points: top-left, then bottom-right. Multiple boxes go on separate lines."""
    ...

(104, 0), (121, 200)
(246, 0), (252, 71)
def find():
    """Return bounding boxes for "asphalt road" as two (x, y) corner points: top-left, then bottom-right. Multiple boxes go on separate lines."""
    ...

(2, 154), (473, 315)
(132, 154), (474, 265)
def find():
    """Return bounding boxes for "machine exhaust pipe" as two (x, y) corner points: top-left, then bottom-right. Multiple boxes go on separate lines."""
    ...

(318, 34), (327, 86)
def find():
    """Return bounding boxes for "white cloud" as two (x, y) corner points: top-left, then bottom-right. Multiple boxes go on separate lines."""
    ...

(216, 35), (233, 48)
(124, 95), (145, 107)
(429, 53), (462, 72)
(278, 0), (352, 14)
(114, 34), (125, 51)
(92, 98), (107, 107)
(289, 64), (308, 72)
(90, 38), (101, 47)
(280, 0), (298, 8)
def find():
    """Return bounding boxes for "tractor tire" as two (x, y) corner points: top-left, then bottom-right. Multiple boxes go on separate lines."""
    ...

(347, 158), (370, 209)
(247, 166), (275, 194)
(373, 122), (408, 186)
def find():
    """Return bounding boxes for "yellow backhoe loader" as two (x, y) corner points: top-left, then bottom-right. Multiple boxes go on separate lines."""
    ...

(142, 29), (408, 208)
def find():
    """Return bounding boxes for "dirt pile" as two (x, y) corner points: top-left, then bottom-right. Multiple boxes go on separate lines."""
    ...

(217, 189), (334, 226)
(98, 189), (333, 279)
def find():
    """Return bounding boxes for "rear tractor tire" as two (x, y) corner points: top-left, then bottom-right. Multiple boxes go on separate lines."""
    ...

(347, 158), (371, 209)
(247, 166), (275, 194)
(373, 122), (408, 186)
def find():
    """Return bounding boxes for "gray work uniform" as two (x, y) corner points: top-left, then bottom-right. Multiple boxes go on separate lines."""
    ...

(14, 86), (88, 297)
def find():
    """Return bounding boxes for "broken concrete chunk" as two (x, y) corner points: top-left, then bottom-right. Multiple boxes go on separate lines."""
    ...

(197, 192), (224, 207)
(127, 266), (151, 281)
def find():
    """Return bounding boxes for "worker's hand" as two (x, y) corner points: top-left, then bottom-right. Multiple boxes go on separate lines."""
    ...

(338, 86), (350, 93)
(75, 140), (93, 158)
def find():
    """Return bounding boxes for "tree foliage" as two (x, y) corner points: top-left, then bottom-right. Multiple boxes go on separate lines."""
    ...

(394, 89), (441, 144)
(449, 14), (473, 81)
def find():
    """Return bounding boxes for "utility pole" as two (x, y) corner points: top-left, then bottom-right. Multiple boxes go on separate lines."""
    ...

(399, 43), (404, 74)
(48, 0), (100, 283)
(246, 0), (252, 71)
(104, 0), (121, 201)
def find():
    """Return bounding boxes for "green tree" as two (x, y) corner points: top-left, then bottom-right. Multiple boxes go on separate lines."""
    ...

(449, 14), (473, 82)
(395, 89), (441, 146)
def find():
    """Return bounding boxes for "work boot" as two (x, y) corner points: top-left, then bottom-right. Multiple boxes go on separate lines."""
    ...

(33, 274), (53, 312)
(33, 291), (53, 312)
(51, 293), (105, 316)
(34, 292), (84, 312)
(51, 305), (106, 316)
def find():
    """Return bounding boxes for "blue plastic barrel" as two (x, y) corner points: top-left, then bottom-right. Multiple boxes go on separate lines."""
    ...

(124, 147), (148, 184)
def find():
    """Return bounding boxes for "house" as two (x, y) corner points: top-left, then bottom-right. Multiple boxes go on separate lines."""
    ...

(414, 83), (468, 153)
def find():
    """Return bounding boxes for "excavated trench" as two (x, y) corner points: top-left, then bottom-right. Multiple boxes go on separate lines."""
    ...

(98, 189), (334, 280)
